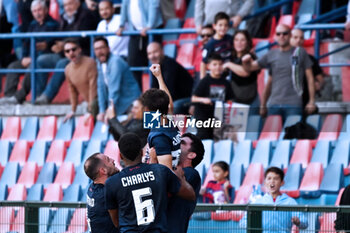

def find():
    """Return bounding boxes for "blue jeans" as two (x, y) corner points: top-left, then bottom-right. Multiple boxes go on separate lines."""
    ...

(268, 104), (302, 122)
(36, 54), (69, 100)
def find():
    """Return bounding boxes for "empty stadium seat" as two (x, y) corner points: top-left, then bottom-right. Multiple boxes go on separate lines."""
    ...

(65, 140), (85, 168)
(17, 162), (39, 188)
(1, 117), (21, 141)
(255, 40), (270, 59)
(0, 162), (20, 187)
(27, 184), (44, 201)
(281, 163), (303, 198)
(277, 14), (295, 29)
(320, 163), (344, 194)
(311, 140), (331, 168)
(232, 140), (252, 169)
(213, 140), (234, 164)
(330, 140), (350, 172)
(27, 140), (49, 167)
(0, 118), (2, 136)
(66, 208), (87, 233)
(318, 114), (342, 141)
(0, 184), (8, 201)
(258, 115), (282, 141)
(233, 185), (253, 205)
(7, 183), (27, 201)
(8, 140), (30, 166)
(174, 0), (187, 19)
(342, 66), (350, 101)
(72, 115), (94, 141)
(241, 163), (264, 187)
(250, 140), (272, 168)
(198, 139), (214, 170)
(104, 140), (122, 171)
(73, 165), (90, 189)
(178, 18), (196, 41)
(163, 18), (182, 42)
(193, 45), (202, 72)
(0, 140), (12, 165)
(289, 140), (312, 168)
(269, 140), (292, 168)
(36, 162), (57, 187)
(91, 121), (109, 141)
(19, 117), (39, 141)
(339, 114), (350, 141)
(299, 162), (324, 198)
(176, 43), (196, 71)
(164, 43), (177, 58)
(245, 115), (262, 141)
(229, 164), (245, 190)
(37, 116), (57, 141)
(54, 162), (75, 189)
(279, 115), (302, 140)
(306, 114), (322, 133)
(55, 118), (75, 142)
(82, 139), (102, 163)
(0, 207), (15, 233)
(46, 140), (67, 166)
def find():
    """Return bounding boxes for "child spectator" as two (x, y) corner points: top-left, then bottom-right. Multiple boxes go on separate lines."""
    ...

(201, 161), (232, 203)
(240, 167), (308, 232)
(200, 12), (233, 79)
(192, 53), (234, 139)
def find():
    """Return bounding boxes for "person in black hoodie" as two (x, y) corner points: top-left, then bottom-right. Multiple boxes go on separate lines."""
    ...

(335, 185), (350, 232)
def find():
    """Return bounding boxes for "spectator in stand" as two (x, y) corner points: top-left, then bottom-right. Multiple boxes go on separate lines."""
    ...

(116, 0), (163, 89)
(192, 53), (234, 139)
(200, 12), (233, 79)
(0, 12), (17, 69)
(242, 24), (316, 121)
(0, 0), (59, 105)
(96, 0), (129, 58)
(147, 42), (193, 114)
(34, 0), (99, 105)
(290, 28), (324, 112)
(195, 0), (254, 34)
(223, 30), (259, 115)
(62, 38), (98, 122)
(335, 184), (350, 231)
(93, 37), (140, 122)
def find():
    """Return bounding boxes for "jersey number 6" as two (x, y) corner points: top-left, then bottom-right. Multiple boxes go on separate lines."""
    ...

(132, 187), (155, 226)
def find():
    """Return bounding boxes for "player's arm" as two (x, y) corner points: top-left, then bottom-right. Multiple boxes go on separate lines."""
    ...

(157, 155), (173, 170)
(174, 166), (196, 201)
(108, 209), (119, 228)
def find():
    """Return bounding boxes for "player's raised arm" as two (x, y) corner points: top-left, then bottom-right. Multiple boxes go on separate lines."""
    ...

(174, 166), (196, 201)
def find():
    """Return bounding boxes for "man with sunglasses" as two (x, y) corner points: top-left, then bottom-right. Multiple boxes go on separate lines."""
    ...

(62, 38), (98, 122)
(242, 24), (316, 121)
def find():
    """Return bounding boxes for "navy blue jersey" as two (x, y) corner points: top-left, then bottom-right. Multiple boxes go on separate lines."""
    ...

(148, 125), (181, 168)
(87, 183), (119, 233)
(202, 34), (233, 63)
(105, 163), (181, 233)
(167, 167), (201, 233)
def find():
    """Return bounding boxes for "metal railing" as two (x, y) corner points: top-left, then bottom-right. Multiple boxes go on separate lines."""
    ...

(1, 201), (350, 233)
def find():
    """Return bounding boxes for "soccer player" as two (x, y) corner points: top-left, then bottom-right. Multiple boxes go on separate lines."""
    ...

(84, 153), (119, 233)
(105, 133), (196, 232)
(167, 133), (205, 233)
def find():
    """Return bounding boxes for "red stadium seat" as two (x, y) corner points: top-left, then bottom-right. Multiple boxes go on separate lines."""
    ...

(49, 0), (60, 21)
(8, 140), (30, 166)
(257, 115), (282, 145)
(200, 165), (214, 192)
(318, 114), (342, 141)
(142, 73), (150, 93)
(176, 43), (197, 72)
(178, 18), (197, 41)
(37, 116), (57, 141)
(211, 211), (232, 221)
(54, 162), (75, 189)
(52, 80), (69, 103)
(299, 162), (324, 193)
(277, 15), (295, 29)
(17, 162), (39, 188)
(66, 208), (88, 233)
(319, 213), (336, 233)
(11, 207), (24, 233)
(46, 140), (67, 166)
(0, 207), (15, 233)
(7, 184), (27, 201)
(342, 66), (350, 102)
(194, 44), (202, 72)
(174, 0), (186, 19)
(232, 185), (253, 222)
(289, 140), (312, 168)
(72, 115), (94, 141)
(104, 140), (122, 171)
(0, 163), (3, 178)
(1, 117), (21, 141)
(241, 163), (264, 187)
(43, 183), (63, 201)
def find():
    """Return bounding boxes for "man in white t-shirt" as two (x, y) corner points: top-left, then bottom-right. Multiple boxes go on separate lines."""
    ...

(97, 0), (129, 57)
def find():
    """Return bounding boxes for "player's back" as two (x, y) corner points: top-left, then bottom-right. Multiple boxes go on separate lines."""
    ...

(105, 163), (181, 233)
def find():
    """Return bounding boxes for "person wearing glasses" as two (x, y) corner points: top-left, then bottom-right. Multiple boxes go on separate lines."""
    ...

(242, 24), (316, 121)
(62, 38), (98, 122)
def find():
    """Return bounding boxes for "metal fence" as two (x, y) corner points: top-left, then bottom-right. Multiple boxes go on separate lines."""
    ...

(1, 202), (350, 233)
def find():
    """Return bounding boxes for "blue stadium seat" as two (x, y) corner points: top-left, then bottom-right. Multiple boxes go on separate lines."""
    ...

(281, 163), (303, 198)
(0, 140), (12, 166)
(73, 165), (91, 189)
(269, 140), (292, 168)
(320, 163), (344, 194)
(64, 140), (85, 168)
(296, 14), (313, 39)
(63, 184), (81, 202)
(200, 139), (214, 170)
(311, 140), (331, 168)
(297, 0), (317, 16)
(55, 118), (75, 141)
(27, 140), (49, 167)
(306, 114), (321, 133)
(163, 18), (182, 42)
(245, 115), (262, 141)
(36, 162), (57, 187)
(229, 164), (245, 190)
(0, 184), (8, 201)
(255, 40), (270, 59)
(213, 140), (234, 164)
(27, 184), (44, 201)
(82, 140), (103, 163)
(0, 118), (2, 136)
(250, 140), (272, 168)
(194, 163), (206, 182)
(339, 114), (350, 141)
(330, 140), (350, 168)
(164, 43), (177, 58)
(279, 115), (302, 140)
(185, 0), (195, 18)
(0, 162), (20, 187)
(19, 117), (39, 141)
(91, 121), (109, 141)
(80, 186), (88, 202)
(232, 140), (252, 169)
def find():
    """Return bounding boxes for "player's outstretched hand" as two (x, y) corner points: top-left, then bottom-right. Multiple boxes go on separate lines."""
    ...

(149, 64), (162, 78)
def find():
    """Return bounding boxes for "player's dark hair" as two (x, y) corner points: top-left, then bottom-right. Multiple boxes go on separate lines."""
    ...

(265, 166), (284, 181)
(207, 53), (223, 64)
(214, 12), (230, 24)
(213, 161), (229, 178)
(182, 133), (205, 168)
(84, 153), (103, 181)
(118, 133), (142, 161)
(63, 38), (80, 47)
(94, 36), (109, 47)
(140, 88), (169, 115)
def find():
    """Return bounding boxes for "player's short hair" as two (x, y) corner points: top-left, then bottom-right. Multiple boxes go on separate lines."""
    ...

(118, 133), (142, 161)
(63, 38), (80, 48)
(265, 166), (284, 181)
(84, 153), (103, 181)
(182, 133), (204, 168)
(93, 36), (109, 47)
(140, 88), (169, 115)
(99, 0), (113, 7)
(214, 12), (230, 24)
(207, 53), (223, 64)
